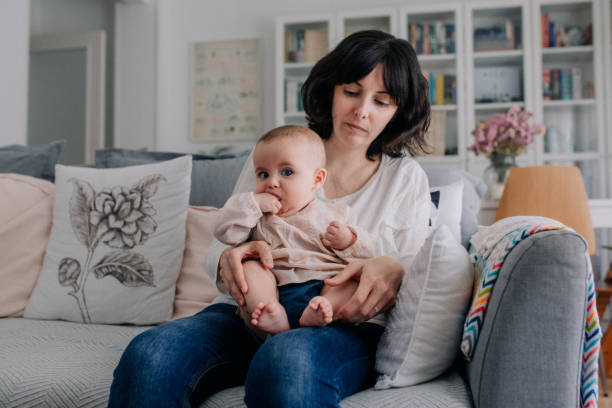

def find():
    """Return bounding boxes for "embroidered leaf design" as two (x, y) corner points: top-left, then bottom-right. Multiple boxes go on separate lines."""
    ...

(91, 250), (154, 287)
(131, 174), (166, 200)
(58, 257), (81, 288)
(68, 178), (97, 247)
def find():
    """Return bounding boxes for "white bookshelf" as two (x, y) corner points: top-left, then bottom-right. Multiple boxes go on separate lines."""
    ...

(532, 0), (606, 200)
(336, 8), (398, 45)
(400, 3), (465, 165)
(464, 0), (535, 180)
(274, 1), (610, 196)
(275, 14), (334, 127)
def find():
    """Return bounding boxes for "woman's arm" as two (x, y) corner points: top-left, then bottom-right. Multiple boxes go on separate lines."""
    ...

(325, 162), (432, 322)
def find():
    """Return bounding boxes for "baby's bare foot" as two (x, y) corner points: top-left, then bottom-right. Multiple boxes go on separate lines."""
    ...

(251, 301), (290, 334)
(299, 296), (333, 327)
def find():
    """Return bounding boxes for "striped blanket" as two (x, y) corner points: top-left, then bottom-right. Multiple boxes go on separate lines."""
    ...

(460, 222), (601, 408)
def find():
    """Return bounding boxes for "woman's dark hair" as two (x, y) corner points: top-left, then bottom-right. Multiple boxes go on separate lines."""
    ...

(302, 30), (431, 160)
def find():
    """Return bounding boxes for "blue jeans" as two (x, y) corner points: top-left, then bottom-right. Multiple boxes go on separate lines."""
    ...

(108, 301), (383, 408)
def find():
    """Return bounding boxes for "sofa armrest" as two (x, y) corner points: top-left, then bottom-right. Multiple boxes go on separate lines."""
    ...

(465, 229), (589, 407)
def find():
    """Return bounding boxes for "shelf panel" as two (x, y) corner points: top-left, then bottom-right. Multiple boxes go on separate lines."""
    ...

(474, 101), (524, 111)
(542, 99), (595, 108)
(542, 45), (594, 64)
(473, 49), (523, 65)
(543, 152), (601, 161)
(418, 54), (456, 62)
(431, 104), (457, 111)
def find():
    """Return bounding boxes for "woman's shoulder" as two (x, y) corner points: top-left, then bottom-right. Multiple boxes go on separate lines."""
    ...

(380, 155), (428, 182)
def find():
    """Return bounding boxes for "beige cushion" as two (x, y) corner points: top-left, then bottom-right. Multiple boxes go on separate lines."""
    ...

(0, 174), (54, 317)
(172, 206), (220, 320)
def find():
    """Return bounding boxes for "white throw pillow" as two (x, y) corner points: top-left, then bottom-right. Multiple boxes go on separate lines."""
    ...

(24, 156), (192, 325)
(375, 224), (473, 388)
(429, 179), (463, 243)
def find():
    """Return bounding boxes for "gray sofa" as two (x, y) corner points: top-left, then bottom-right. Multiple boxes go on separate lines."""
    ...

(0, 148), (591, 407)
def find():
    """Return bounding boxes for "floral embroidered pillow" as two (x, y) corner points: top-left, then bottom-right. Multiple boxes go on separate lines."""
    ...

(24, 156), (192, 325)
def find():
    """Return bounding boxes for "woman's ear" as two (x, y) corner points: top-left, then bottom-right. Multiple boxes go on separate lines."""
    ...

(313, 168), (327, 190)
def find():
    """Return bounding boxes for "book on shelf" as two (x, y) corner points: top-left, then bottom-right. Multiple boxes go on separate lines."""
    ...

(473, 19), (517, 51)
(424, 110), (446, 156)
(424, 72), (456, 105)
(560, 68), (572, 100)
(284, 77), (305, 113)
(409, 21), (455, 55)
(541, 13), (550, 48)
(542, 66), (583, 100)
(571, 67), (582, 99)
(285, 27), (327, 63)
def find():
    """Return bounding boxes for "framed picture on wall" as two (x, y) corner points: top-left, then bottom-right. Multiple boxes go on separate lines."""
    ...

(190, 38), (260, 141)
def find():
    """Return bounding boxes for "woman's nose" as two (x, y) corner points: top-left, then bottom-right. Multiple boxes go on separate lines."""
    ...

(354, 99), (369, 119)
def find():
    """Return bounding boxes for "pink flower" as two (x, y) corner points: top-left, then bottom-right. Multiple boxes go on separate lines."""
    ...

(467, 106), (545, 156)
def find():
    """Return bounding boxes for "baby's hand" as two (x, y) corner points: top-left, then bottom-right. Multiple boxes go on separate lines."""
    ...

(254, 193), (281, 214)
(321, 221), (356, 250)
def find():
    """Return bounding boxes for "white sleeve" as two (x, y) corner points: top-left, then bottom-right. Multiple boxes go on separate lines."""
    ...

(204, 150), (256, 286)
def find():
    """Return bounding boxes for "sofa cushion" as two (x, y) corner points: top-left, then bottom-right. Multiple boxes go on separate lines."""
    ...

(0, 174), (54, 317)
(199, 370), (472, 408)
(423, 167), (486, 249)
(0, 317), (150, 408)
(0, 140), (64, 182)
(429, 179), (463, 243)
(375, 224), (473, 388)
(172, 206), (221, 320)
(95, 148), (250, 207)
(24, 156), (192, 325)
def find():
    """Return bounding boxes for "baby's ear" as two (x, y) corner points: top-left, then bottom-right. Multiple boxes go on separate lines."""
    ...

(313, 168), (327, 190)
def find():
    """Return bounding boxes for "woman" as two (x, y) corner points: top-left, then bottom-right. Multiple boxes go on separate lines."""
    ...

(109, 30), (432, 408)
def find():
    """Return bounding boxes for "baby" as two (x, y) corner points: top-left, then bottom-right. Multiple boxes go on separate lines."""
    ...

(214, 125), (376, 335)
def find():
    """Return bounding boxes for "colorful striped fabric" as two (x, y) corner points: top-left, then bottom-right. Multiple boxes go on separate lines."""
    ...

(460, 223), (601, 408)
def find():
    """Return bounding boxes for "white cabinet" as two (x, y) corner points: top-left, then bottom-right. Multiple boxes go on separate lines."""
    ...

(400, 4), (465, 168)
(275, 1), (610, 199)
(532, 0), (607, 199)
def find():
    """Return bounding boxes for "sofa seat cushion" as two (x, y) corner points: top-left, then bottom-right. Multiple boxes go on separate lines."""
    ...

(200, 370), (472, 408)
(0, 318), (150, 408)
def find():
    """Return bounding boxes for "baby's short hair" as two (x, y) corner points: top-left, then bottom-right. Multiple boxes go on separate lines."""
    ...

(257, 125), (325, 168)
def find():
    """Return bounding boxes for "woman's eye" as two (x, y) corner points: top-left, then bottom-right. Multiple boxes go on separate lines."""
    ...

(258, 171), (269, 179)
(375, 99), (390, 107)
(344, 89), (358, 96)
(280, 168), (293, 177)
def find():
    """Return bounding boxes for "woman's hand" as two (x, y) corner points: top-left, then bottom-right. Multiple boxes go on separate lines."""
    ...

(218, 241), (273, 306)
(324, 256), (404, 323)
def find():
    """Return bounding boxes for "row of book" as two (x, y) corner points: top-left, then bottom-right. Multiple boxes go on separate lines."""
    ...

(408, 21), (455, 55)
(284, 28), (328, 63)
(542, 67), (583, 100)
(473, 19), (520, 52)
(541, 13), (592, 48)
(284, 78), (305, 113)
(423, 72), (457, 105)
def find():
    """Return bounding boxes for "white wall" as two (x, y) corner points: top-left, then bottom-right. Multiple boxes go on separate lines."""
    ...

(115, 0), (433, 153)
(30, 0), (115, 147)
(0, 0), (30, 146)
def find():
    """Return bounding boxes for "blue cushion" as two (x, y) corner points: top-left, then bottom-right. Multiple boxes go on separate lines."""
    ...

(95, 148), (250, 207)
(0, 140), (64, 182)
(423, 167), (487, 248)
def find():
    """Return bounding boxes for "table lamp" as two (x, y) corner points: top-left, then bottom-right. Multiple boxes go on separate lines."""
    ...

(494, 165), (596, 255)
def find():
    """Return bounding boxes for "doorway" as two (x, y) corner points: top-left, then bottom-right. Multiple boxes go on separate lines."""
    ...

(28, 31), (105, 164)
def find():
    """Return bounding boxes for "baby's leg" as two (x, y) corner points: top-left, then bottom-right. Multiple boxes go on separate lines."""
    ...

(241, 260), (290, 335)
(299, 280), (359, 327)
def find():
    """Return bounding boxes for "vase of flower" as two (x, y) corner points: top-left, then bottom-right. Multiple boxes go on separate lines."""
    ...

(483, 153), (517, 200)
(468, 106), (545, 201)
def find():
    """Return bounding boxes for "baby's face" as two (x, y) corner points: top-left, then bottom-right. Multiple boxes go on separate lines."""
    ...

(253, 136), (322, 217)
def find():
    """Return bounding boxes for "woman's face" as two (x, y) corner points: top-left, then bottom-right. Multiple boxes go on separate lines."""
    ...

(330, 64), (398, 153)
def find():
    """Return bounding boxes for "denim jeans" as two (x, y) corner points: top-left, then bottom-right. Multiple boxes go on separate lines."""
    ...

(109, 300), (383, 408)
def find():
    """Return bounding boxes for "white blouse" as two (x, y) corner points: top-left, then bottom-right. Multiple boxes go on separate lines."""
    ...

(204, 151), (434, 325)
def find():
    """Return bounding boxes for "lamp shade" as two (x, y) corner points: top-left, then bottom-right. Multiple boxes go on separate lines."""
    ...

(495, 166), (596, 254)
